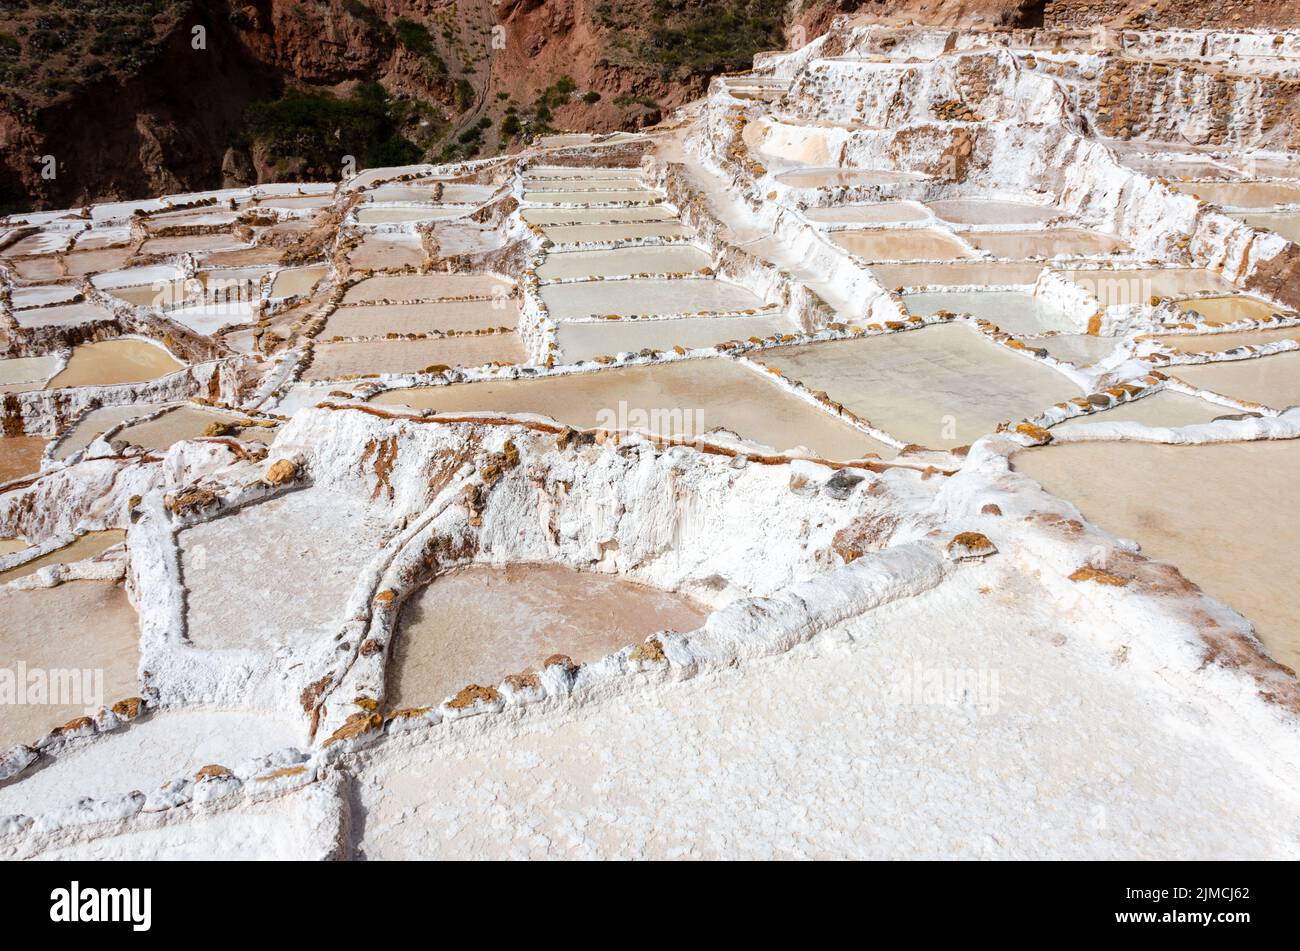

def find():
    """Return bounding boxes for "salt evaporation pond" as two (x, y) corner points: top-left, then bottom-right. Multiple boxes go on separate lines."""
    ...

(925, 199), (1061, 225)
(1050, 390), (1224, 433)
(1155, 327), (1299, 354)
(15, 301), (114, 330)
(1173, 350), (1300, 407)
(354, 206), (470, 224)
(0, 435), (47, 482)
(1170, 181), (1300, 208)
(342, 273), (510, 304)
(0, 581), (140, 751)
(775, 168), (924, 187)
(115, 406), (263, 451)
(1013, 439), (1300, 672)
(804, 201), (929, 224)
(180, 489), (386, 652)
(869, 261), (1046, 287)
(901, 290), (1077, 334)
(539, 222), (690, 243)
(1035, 334), (1121, 366)
(540, 278), (765, 318)
(0, 355), (59, 393)
(0, 711), (304, 818)
(525, 189), (658, 204)
(46, 339), (183, 389)
(0, 530), (126, 585)
(372, 359), (896, 460)
(1232, 211), (1300, 243)
(270, 265), (328, 298)
(1055, 267), (1236, 306)
(556, 314), (793, 362)
(323, 300), (518, 337)
(348, 235), (425, 270)
(1174, 295), (1286, 323)
(756, 323), (1079, 449)
(831, 228), (972, 261)
(537, 245), (711, 279)
(386, 564), (710, 707)
(522, 206), (678, 225)
(303, 335), (526, 379)
(965, 229), (1130, 258)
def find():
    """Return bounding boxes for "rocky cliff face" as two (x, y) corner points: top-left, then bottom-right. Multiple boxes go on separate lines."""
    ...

(3, 0), (1300, 211)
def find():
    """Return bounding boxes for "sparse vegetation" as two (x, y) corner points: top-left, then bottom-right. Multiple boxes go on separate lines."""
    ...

(240, 82), (422, 177)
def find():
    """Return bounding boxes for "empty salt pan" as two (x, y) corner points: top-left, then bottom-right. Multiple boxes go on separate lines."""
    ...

(870, 261), (1046, 287)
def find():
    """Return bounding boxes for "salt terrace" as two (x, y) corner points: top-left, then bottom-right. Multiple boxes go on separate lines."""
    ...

(0, 18), (1298, 861)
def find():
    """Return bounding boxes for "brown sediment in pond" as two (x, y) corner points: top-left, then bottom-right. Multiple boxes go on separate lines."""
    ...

(106, 281), (190, 307)
(370, 358), (896, 461)
(386, 563), (710, 708)
(0, 580), (140, 750)
(755, 323), (1078, 450)
(46, 339), (183, 389)
(831, 228), (973, 261)
(0, 529), (125, 585)
(0, 435), (48, 483)
(964, 229), (1130, 258)
(303, 335), (527, 380)
(1013, 440), (1300, 672)
(1172, 350), (1300, 407)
